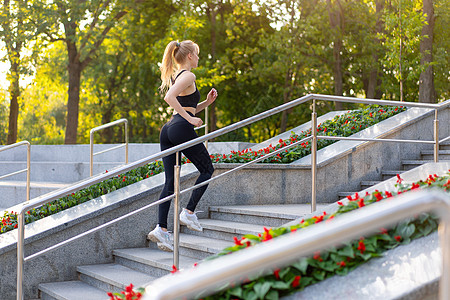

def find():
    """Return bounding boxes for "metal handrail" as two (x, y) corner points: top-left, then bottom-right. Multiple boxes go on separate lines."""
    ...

(90, 118), (128, 177)
(142, 190), (450, 300)
(0, 141), (31, 203)
(15, 95), (450, 299)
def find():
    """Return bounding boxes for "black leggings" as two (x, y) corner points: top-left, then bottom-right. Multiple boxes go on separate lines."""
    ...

(158, 112), (214, 229)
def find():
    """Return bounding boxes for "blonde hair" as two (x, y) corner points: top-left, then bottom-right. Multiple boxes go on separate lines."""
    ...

(159, 40), (199, 92)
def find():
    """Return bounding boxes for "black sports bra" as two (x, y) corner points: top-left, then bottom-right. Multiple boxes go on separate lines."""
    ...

(172, 70), (200, 108)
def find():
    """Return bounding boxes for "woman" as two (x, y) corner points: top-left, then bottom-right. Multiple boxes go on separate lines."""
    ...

(147, 40), (217, 252)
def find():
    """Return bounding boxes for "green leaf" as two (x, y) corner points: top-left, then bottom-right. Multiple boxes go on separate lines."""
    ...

(265, 290), (279, 300)
(292, 259), (308, 273)
(253, 282), (271, 299)
(270, 280), (290, 290)
(338, 244), (354, 257)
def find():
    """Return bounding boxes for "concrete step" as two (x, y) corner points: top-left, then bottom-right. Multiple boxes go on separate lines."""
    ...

(360, 181), (382, 189)
(0, 181), (69, 209)
(337, 191), (354, 198)
(38, 281), (107, 300)
(177, 233), (233, 260)
(113, 248), (198, 278)
(181, 218), (266, 240)
(208, 204), (318, 227)
(401, 160), (430, 170)
(421, 150), (450, 160)
(381, 170), (405, 180)
(77, 263), (155, 294)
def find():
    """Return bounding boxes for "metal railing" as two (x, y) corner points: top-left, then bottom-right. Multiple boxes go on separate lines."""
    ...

(142, 190), (450, 300)
(15, 95), (450, 299)
(194, 106), (209, 149)
(0, 141), (31, 203)
(90, 119), (128, 177)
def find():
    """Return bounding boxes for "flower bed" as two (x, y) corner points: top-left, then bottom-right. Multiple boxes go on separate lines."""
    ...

(199, 172), (450, 300)
(0, 105), (405, 235)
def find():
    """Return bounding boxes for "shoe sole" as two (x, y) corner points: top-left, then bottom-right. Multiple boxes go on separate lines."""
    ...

(180, 219), (203, 232)
(147, 233), (173, 252)
(157, 242), (173, 252)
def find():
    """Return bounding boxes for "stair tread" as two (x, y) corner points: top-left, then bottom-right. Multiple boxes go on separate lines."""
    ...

(209, 204), (327, 219)
(382, 170), (405, 175)
(77, 263), (155, 290)
(360, 181), (382, 185)
(421, 150), (450, 154)
(113, 248), (199, 271)
(179, 233), (233, 253)
(199, 218), (266, 235)
(39, 281), (107, 300)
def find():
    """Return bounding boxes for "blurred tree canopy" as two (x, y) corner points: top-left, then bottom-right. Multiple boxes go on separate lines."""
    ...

(0, 0), (448, 145)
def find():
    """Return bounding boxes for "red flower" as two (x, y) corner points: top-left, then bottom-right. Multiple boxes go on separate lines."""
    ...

(336, 261), (346, 267)
(313, 251), (323, 262)
(171, 265), (178, 274)
(357, 198), (365, 208)
(262, 227), (273, 241)
(374, 192), (383, 201)
(337, 201), (343, 206)
(273, 269), (280, 279)
(357, 239), (366, 254)
(395, 235), (402, 242)
(125, 284), (134, 293)
(291, 275), (301, 288)
(380, 228), (388, 235)
(396, 174), (403, 184)
(233, 236), (243, 246)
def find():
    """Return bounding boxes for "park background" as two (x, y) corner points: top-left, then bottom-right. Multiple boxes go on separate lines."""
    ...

(0, 0), (448, 146)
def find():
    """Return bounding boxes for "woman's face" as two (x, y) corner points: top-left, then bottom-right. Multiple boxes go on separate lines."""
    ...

(190, 50), (199, 68)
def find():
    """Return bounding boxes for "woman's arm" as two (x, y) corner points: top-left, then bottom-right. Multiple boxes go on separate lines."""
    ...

(164, 73), (203, 127)
(196, 88), (218, 113)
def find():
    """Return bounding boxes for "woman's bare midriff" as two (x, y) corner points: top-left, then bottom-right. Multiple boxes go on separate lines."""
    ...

(173, 107), (196, 116)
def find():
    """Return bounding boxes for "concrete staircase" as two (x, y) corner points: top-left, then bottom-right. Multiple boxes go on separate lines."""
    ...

(337, 141), (450, 198)
(37, 204), (327, 299)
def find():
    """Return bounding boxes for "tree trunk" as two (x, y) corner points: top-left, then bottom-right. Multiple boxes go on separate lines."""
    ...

(367, 0), (384, 99)
(64, 31), (82, 144)
(207, 3), (218, 134)
(7, 56), (20, 144)
(419, 0), (436, 103)
(327, 0), (344, 110)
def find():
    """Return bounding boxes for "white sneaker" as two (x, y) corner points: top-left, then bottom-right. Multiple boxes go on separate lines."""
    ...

(180, 208), (203, 232)
(147, 225), (173, 252)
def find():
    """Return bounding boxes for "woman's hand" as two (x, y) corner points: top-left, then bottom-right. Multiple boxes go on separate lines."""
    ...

(188, 116), (203, 127)
(206, 88), (218, 105)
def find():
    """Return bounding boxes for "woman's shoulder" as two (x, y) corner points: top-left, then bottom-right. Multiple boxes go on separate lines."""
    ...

(176, 70), (196, 81)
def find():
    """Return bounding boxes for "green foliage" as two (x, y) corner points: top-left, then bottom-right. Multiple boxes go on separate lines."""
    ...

(210, 105), (406, 164)
(202, 172), (449, 299)
(0, 161), (164, 234)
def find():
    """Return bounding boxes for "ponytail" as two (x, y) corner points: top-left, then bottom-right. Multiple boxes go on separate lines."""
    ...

(159, 40), (200, 93)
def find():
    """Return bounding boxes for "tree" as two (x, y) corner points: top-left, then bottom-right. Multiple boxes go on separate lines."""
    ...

(419, 0), (436, 103)
(33, 0), (139, 144)
(326, 0), (344, 109)
(0, 0), (33, 144)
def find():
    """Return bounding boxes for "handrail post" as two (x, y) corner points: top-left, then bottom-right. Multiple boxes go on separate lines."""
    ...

(173, 152), (181, 269)
(125, 121), (129, 165)
(90, 131), (94, 177)
(16, 211), (25, 300)
(89, 119), (128, 177)
(311, 100), (317, 212)
(26, 143), (30, 202)
(434, 109), (439, 163)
